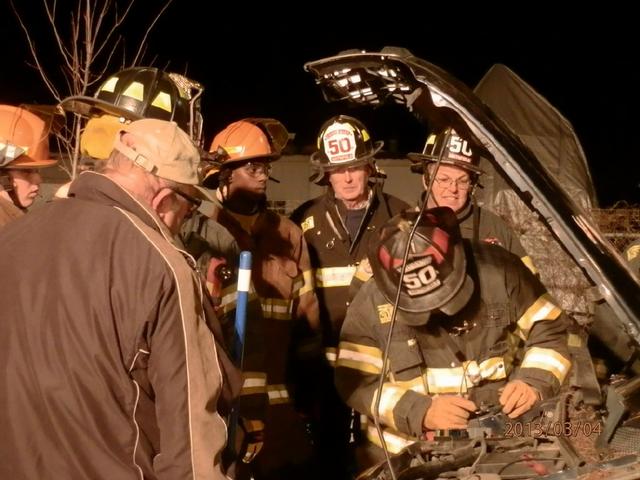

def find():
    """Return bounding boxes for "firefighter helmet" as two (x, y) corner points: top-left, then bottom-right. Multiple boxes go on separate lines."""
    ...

(0, 104), (57, 170)
(368, 207), (474, 322)
(60, 67), (204, 144)
(408, 128), (483, 175)
(310, 115), (383, 185)
(203, 118), (288, 188)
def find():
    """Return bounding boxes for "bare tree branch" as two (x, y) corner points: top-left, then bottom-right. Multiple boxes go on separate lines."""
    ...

(43, 0), (75, 74)
(131, 0), (173, 66)
(10, 0), (61, 101)
(13, 0), (173, 180)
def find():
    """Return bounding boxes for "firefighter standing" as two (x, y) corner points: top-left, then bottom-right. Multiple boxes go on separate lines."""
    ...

(197, 118), (320, 479)
(409, 128), (536, 273)
(290, 115), (407, 478)
(335, 208), (572, 471)
(0, 105), (57, 227)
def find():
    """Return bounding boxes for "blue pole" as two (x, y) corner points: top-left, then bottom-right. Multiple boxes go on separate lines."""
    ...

(234, 251), (252, 364)
(227, 251), (252, 465)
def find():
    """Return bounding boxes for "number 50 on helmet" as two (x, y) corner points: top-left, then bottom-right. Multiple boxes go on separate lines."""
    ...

(368, 207), (474, 325)
(309, 115), (383, 185)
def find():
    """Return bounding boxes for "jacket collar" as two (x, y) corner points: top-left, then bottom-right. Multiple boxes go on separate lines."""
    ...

(68, 171), (175, 243)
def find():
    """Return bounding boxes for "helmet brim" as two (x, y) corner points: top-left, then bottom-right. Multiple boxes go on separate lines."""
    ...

(6, 156), (57, 169)
(60, 96), (144, 122)
(407, 152), (484, 175)
(368, 231), (474, 315)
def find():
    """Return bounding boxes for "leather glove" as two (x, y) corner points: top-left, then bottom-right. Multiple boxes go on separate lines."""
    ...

(238, 418), (265, 464)
(423, 395), (477, 430)
(499, 380), (540, 418)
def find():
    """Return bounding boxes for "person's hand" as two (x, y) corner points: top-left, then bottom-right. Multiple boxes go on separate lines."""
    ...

(499, 380), (540, 418)
(238, 419), (265, 463)
(423, 395), (477, 430)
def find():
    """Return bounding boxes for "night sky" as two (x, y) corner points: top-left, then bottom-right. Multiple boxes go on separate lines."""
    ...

(2, 3), (637, 206)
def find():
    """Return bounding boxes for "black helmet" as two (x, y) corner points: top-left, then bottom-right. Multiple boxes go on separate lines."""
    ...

(408, 128), (483, 175)
(368, 207), (474, 324)
(60, 67), (204, 144)
(309, 115), (383, 185)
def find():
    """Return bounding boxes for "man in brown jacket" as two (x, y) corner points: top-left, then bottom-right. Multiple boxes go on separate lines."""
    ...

(0, 119), (237, 479)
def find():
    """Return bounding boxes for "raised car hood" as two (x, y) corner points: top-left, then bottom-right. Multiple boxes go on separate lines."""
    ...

(304, 47), (640, 344)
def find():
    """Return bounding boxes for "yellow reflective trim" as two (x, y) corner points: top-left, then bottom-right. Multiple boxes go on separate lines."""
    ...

(521, 255), (538, 275)
(151, 91), (172, 112)
(373, 384), (405, 429)
(291, 273), (304, 295)
(241, 372), (267, 395)
(325, 347), (337, 367)
(568, 333), (582, 348)
(521, 347), (571, 383)
(267, 384), (290, 404)
(420, 357), (508, 394)
(261, 297), (293, 320)
(517, 293), (562, 337)
(301, 216), (314, 233)
(122, 81), (145, 101)
(366, 424), (415, 454)
(293, 270), (315, 297)
(315, 266), (356, 288)
(337, 341), (383, 374)
(100, 76), (119, 93)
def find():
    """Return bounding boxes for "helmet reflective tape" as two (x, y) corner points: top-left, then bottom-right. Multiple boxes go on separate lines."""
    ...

(151, 92), (172, 112)
(100, 77), (119, 93)
(322, 120), (358, 164)
(122, 82), (145, 101)
(0, 142), (27, 166)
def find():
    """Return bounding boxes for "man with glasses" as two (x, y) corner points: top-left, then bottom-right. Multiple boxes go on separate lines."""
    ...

(0, 119), (238, 479)
(409, 128), (535, 273)
(191, 118), (320, 479)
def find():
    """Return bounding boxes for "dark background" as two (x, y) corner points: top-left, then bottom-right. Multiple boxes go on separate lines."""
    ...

(2, 2), (638, 206)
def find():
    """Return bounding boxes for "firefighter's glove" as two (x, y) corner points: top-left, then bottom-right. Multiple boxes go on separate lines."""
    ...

(500, 380), (540, 419)
(239, 418), (265, 464)
(423, 395), (477, 430)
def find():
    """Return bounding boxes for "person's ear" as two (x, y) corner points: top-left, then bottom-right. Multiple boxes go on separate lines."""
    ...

(120, 131), (136, 148)
(151, 188), (174, 218)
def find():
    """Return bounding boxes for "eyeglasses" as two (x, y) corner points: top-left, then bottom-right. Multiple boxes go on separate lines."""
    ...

(171, 188), (201, 215)
(243, 162), (272, 178)
(433, 176), (472, 190)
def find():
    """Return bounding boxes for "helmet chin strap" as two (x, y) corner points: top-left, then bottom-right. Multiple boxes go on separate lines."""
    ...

(0, 171), (25, 210)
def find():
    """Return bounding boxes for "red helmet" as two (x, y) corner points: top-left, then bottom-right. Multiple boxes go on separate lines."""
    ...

(408, 128), (483, 175)
(368, 207), (474, 323)
(0, 105), (57, 170)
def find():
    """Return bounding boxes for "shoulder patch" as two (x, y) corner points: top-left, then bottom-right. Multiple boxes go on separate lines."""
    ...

(301, 215), (314, 233)
(627, 244), (640, 262)
(377, 303), (394, 324)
